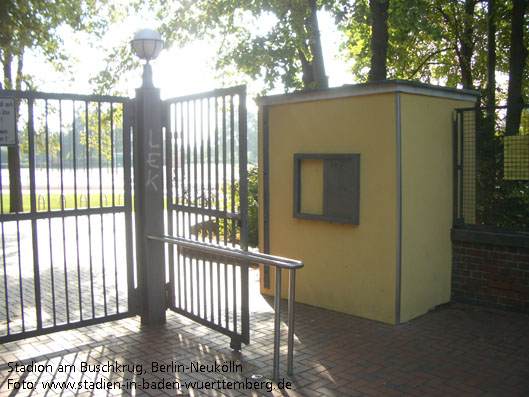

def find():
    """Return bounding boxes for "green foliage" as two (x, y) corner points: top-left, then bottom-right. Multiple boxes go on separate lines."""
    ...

(247, 111), (258, 165)
(79, 103), (123, 161)
(89, 42), (141, 95)
(334, 0), (456, 82)
(1, 0), (120, 211)
(475, 107), (529, 229)
(333, 0), (528, 103)
(246, 165), (259, 247)
(12, 100), (123, 165)
(193, 166), (259, 247)
(1, 0), (112, 89)
(15, 101), (62, 158)
(216, 166), (259, 247)
(153, 0), (328, 92)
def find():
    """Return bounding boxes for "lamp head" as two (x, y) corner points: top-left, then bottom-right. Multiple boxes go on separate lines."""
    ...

(131, 29), (164, 62)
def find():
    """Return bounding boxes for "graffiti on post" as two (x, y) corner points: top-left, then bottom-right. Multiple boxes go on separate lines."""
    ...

(146, 129), (161, 191)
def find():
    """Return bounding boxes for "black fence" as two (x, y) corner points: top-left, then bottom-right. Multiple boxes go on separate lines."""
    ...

(454, 105), (529, 231)
(0, 90), (135, 342)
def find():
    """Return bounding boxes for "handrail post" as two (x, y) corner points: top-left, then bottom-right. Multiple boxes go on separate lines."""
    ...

(147, 234), (303, 381)
(287, 268), (296, 376)
(273, 266), (282, 382)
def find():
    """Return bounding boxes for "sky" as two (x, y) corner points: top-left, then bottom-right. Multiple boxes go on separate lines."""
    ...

(24, 10), (354, 104)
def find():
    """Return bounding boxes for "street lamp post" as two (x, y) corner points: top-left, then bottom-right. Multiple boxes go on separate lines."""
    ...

(131, 29), (164, 87)
(131, 29), (166, 326)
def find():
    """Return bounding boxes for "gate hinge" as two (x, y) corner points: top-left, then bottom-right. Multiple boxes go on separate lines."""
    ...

(131, 287), (140, 315)
(165, 282), (171, 309)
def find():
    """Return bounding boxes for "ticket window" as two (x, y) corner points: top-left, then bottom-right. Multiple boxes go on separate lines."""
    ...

(293, 154), (360, 225)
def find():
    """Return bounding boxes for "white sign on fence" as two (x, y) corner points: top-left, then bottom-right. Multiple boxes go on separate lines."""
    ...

(0, 98), (16, 146)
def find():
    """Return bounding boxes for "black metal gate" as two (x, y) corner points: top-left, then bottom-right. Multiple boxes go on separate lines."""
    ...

(0, 86), (249, 349)
(163, 86), (249, 349)
(0, 90), (135, 343)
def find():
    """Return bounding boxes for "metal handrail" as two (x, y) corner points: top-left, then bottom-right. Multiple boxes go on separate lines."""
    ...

(148, 234), (303, 382)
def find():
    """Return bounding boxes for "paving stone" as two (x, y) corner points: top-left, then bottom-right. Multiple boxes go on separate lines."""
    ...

(1, 274), (529, 396)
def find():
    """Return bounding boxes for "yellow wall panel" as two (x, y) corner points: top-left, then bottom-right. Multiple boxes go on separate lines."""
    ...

(399, 93), (475, 322)
(262, 93), (398, 324)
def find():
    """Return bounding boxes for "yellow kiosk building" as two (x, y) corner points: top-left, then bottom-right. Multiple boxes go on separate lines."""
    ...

(257, 80), (478, 324)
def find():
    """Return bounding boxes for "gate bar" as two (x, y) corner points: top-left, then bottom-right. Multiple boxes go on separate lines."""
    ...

(148, 234), (303, 382)
(28, 98), (43, 331)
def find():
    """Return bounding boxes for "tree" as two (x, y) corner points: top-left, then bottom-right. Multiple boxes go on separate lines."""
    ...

(153, 0), (328, 92)
(336, 0), (529, 104)
(332, 0), (444, 82)
(0, 0), (110, 212)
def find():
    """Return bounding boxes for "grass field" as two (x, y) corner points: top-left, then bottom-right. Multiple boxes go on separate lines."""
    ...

(1, 192), (127, 213)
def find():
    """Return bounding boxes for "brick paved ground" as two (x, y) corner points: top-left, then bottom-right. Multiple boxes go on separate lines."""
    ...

(1, 268), (529, 397)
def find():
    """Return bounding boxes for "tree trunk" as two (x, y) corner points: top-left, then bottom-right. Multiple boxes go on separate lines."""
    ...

(3, 53), (24, 213)
(2, 57), (11, 89)
(16, 51), (24, 90)
(307, 0), (328, 89)
(299, 48), (315, 89)
(7, 146), (23, 212)
(368, 0), (390, 81)
(486, 0), (496, 109)
(459, 0), (476, 89)
(477, 0), (498, 226)
(505, 0), (528, 136)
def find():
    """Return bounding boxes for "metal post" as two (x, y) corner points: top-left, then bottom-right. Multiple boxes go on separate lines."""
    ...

(134, 63), (166, 325)
(146, 235), (304, 380)
(273, 266), (281, 382)
(459, 111), (465, 223)
(287, 268), (296, 376)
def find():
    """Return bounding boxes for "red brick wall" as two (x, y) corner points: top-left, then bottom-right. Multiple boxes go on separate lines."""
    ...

(451, 229), (529, 312)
